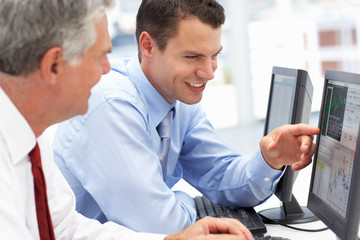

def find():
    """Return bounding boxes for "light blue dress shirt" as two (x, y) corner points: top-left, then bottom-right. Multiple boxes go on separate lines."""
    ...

(53, 55), (283, 234)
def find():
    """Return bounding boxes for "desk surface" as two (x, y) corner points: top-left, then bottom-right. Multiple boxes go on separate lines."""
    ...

(263, 221), (336, 240)
(255, 203), (337, 239)
(252, 166), (338, 240)
(173, 174), (339, 240)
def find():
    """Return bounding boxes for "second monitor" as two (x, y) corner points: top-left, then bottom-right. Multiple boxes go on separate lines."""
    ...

(259, 66), (318, 224)
(308, 70), (360, 240)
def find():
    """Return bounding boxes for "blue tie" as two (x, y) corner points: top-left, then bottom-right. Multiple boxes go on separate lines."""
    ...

(157, 109), (174, 179)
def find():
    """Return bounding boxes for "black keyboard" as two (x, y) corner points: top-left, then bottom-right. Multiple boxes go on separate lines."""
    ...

(194, 196), (267, 236)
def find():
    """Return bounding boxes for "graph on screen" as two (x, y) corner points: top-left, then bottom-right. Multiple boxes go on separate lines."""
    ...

(313, 80), (360, 218)
(322, 85), (347, 140)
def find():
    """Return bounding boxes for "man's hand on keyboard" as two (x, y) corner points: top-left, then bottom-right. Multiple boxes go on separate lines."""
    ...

(164, 216), (254, 240)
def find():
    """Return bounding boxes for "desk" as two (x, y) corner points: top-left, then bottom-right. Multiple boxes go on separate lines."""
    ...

(252, 163), (339, 240)
(263, 221), (336, 240)
(254, 197), (337, 240)
(173, 176), (338, 240)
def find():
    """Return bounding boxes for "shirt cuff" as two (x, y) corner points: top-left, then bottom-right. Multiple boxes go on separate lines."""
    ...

(250, 148), (284, 188)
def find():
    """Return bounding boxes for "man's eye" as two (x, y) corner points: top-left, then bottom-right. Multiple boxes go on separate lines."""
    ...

(186, 56), (198, 59)
(214, 52), (222, 58)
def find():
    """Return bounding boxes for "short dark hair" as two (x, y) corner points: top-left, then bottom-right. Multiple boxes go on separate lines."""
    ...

(135, 0), (225, 52)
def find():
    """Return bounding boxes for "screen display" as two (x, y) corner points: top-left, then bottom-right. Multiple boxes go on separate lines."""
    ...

(267, 74), (296, 132)
(312, 80), (360, 218)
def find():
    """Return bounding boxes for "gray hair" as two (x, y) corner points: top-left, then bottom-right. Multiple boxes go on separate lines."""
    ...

(0, 0), (115, 76)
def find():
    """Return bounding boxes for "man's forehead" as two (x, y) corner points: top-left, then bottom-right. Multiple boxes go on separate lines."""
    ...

(168, 21), (222, 54)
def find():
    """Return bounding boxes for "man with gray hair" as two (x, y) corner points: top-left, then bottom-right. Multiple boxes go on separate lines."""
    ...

(0, 0), (253, 239)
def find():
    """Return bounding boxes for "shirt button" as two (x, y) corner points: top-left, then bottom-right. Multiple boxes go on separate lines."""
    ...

(264, 177), (271, 182)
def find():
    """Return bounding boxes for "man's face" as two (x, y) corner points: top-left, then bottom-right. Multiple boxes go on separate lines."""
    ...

(147, 18), (222, 104)
(59, 15), (112, 118)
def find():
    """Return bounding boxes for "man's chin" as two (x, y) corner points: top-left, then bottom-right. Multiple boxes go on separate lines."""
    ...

(77, 104), (89, 116)
(180, 96), (203, 105)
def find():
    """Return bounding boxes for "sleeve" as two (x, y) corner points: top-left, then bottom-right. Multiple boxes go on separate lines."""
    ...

(39, 134), (167, 240)
(179, 107), (284, 207)
(56, 97), (195, 234)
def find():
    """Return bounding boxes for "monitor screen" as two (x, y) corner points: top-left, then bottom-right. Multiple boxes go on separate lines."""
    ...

(308, 70), (360, 240)
(265, 73), (296, 132)
(259, 66), (317, 224)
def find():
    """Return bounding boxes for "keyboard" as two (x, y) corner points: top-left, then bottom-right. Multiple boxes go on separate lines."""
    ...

(194, 196), (267, 236)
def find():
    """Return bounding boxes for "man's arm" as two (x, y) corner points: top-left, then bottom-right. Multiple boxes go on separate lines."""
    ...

(177, 105), (283, 207)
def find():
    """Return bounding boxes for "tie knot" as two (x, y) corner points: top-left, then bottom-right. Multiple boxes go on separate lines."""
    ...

(29, 142), (41, 167)
(157, 109), (174, 138)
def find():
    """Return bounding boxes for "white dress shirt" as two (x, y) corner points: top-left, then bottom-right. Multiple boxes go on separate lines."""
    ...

(0, 87), (166, 239)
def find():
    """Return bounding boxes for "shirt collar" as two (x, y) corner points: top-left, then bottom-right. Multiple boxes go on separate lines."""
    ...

(0, 87), (36, 164)
(126, 54), (176, 126)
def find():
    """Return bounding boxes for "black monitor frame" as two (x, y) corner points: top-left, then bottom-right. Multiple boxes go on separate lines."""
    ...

(308, 70), (360, 240)
(259, 66), (317, 224)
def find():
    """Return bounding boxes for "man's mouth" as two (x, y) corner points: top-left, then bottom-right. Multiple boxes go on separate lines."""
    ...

(186, 82), (205, 88)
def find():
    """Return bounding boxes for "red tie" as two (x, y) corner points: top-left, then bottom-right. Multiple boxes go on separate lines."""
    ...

(29, 143), (55, 240)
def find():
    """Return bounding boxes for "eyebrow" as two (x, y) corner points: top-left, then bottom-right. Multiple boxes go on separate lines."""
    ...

(182, 46), (223, 57)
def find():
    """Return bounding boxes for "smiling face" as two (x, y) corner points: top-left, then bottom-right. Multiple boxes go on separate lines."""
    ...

(143, 17), (222, 104)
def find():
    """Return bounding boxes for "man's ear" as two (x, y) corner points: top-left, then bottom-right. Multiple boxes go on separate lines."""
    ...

(39, 46), (63, 85)
(139, 32), (156, 57)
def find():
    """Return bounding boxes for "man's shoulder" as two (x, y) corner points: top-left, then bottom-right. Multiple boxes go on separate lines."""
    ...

(53, 70), (142, 148)
(89, 68), (146, 107)
(95, 69), (136, 94)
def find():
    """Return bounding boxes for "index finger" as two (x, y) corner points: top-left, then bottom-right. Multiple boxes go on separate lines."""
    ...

(288, 123), (320, 136)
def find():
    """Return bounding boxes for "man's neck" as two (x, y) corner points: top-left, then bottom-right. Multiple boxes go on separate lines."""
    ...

(0, 72), (49, 137)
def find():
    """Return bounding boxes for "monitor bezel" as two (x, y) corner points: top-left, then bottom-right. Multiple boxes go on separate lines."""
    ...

(308, 69), (360, 240)
(260, 66), (317, 224)
(264, 66), (305, 137)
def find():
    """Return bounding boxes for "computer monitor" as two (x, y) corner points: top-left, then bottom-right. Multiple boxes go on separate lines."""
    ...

(259, 66), (318, 224)
(308, 70), (360, 240)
